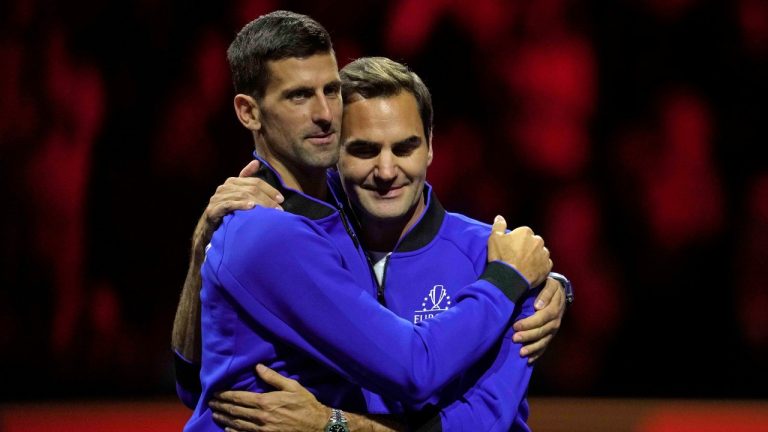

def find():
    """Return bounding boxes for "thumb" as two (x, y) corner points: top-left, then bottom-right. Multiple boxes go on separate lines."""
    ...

(255, 364), (298, 391)
(240, 159), (261, 177)
(491, 215), (507, 235)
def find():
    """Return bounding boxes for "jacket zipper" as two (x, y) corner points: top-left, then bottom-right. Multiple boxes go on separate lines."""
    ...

(338, 206), (387, 305)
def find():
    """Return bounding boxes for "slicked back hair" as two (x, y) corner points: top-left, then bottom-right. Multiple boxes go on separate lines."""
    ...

(340, 57), (433, 141)
(227, 10), (333, 99)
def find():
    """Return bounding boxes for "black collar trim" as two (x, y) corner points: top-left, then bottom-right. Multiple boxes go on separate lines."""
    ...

(394, 184), (446, 253)
(326, 171), (446, 253)
(255, 159), (337, 220)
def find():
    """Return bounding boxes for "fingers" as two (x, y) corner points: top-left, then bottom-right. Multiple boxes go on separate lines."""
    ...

(491, 215), (507, 235)
(519, 335), (552, 363)
(513, 319), (553, 343)
(255, 364), (299, 391)
(512, 284), (564, 362)
(509, 225), (533, 237)
(210, 399), (261, 421)
(217, 177), (284, 206)
(543, 246), (552, 270)
(249, 179), (283, 206)
(206, 201), (257, 226)
(239, 159), (262, 177)
(531, 284), (566, 326)
(533, 277), (559, 310)
(211, 409), (260, 432)
(513, 290), (562, 333)
(206, 178), (285, 222)
(551, 282), (566, 314)
(215, 390), (263, 408)
(209, 395), (265, 432)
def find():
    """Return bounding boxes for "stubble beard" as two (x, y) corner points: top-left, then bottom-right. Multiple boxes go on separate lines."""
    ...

(293, 141), (340, 171)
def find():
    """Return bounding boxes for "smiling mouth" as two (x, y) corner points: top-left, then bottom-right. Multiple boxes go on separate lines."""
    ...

(363, 185), (405, 198)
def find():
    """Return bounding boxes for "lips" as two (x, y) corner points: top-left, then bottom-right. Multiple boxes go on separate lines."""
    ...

(362, 184), (406, 198)
(306, 132), (336, 145)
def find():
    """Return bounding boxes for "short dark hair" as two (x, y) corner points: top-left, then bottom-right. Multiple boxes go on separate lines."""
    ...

(340, 57), (433, 141)
(227, 10), (333, 98)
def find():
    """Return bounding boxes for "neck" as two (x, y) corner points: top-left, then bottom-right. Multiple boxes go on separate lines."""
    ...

(358, 195), (426, 252)
(256, 144), (328, 199)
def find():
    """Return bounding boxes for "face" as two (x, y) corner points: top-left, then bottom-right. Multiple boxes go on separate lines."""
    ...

(338, 91), (433, 225)
(256, 53), (342, 170)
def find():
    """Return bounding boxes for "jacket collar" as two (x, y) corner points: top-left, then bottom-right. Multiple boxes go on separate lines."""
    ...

(253, 157), (338, 220)
(394, 184), (445, 253)
(327, 170), (446, 253)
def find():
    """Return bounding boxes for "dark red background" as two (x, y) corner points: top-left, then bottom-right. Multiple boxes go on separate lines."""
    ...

(1, 0), (766, 402)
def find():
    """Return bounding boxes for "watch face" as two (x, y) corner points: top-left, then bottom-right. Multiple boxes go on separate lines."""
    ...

(327, 424), (348, 432)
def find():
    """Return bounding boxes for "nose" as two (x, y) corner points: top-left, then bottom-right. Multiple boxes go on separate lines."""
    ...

(374, 151), (397, 182)
(312, 94), (333, 128)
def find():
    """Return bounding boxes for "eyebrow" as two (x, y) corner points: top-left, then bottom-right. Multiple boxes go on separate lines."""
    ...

(281, 86), (312, 97)
(282, 79), (342, 96)
(395, 136), (422, 147)
(346, 135), (421, 147)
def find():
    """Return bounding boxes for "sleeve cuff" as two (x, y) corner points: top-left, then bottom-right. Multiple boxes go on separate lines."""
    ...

(174, 350), (202, 396)
(406, 405), (442, 432)
(411, 415), (442, 432)
(480, 261), (530, 303)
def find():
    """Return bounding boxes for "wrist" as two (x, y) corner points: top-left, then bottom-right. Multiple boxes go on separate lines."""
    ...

(324, 408), (350, 432)
(481, 261), (530, 303)
(318, 406), (333, 432)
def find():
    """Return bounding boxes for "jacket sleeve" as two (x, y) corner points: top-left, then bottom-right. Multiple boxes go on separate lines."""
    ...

(431, 289), (538, 431)
(174, 349), (202, 409)
(210, 210), (530, 405)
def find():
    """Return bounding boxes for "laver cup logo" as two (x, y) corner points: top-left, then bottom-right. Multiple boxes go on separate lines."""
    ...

(414, 285), (451, 323)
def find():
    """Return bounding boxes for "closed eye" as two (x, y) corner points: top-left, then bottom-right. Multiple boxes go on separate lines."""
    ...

(345, 140), (380, 159)
(392, 136), (422, 157)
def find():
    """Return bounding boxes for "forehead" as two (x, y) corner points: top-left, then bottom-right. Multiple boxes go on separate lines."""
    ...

(264, 52), (340, 92)
(342, 91), (424, 143)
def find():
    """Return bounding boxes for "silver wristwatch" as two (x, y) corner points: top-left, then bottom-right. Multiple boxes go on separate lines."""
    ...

(324, 408), (350, 432)
(549, 272), (574, 306)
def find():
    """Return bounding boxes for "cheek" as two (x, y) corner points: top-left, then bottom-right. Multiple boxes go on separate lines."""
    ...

(331, 101), (343, 120)
(348, 167), (369, 184)
(266, 110), (295, 132)
(404, 158), (429, 180)
(341, 161), (372, 183)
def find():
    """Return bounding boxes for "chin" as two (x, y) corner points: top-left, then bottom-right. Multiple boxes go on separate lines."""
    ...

(306, 153), (339, 169)
(366, 206), (410, 221)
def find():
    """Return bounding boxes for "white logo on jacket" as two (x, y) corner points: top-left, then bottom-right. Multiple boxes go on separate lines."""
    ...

(413, 285), (451, 323)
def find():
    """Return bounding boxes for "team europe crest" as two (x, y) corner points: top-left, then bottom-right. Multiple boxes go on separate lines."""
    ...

(413, 285), (451, 323)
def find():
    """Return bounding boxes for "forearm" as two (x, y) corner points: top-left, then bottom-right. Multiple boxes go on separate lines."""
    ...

(171, 213), (216, 362)
(428, 290), (539, 430)
(222, 258), (522, 403)
(346, 413), (404, 432)
(439, 342), (533, 430)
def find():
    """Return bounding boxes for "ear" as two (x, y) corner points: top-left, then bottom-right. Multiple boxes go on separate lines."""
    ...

(234, 94), (261, 131)
(426, 131), (434, 166)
